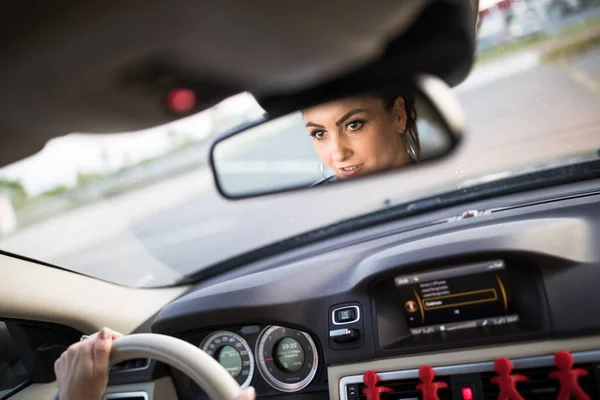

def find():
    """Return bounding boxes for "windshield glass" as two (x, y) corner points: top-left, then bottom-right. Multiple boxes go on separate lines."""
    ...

(1, 3), (600, 287)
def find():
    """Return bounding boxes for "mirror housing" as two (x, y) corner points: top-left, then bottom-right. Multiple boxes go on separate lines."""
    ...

(210, 74), (464, 199)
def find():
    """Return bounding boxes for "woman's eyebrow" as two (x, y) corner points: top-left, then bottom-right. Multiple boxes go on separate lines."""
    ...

(305, 122), (325, 128)
(335, 108), (368, 126)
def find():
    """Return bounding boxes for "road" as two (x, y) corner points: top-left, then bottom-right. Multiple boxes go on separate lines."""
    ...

(2, 46), (600, 287)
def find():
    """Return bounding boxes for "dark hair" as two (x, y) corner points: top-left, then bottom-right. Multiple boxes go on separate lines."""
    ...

(381, 94), (420, 157)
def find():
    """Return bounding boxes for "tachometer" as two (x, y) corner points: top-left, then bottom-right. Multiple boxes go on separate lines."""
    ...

(200, 331), (254, 388)
(255, 326), (318, 392)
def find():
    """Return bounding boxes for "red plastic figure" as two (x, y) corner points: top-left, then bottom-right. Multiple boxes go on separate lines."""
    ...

(362, 370), (393, 400)
(549, 350), (591, 400)
(416, 366), (448, 400)
(491, 358), (529, 400)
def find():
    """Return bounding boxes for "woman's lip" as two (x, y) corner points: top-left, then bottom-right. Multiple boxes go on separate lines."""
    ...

(338, 164), (364, 177)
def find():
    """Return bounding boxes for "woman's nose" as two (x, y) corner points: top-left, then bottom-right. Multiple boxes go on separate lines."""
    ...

(329, 136), (352, 162)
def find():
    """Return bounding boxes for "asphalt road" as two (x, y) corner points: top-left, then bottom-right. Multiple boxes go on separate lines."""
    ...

(458, 50), (600, 151)
(4, 46), (600, 287)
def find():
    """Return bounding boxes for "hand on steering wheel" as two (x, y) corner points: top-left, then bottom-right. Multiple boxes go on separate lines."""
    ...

(54, 327), (255, 400)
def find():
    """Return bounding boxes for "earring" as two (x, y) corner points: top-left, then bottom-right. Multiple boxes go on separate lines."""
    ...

(320, 162), (327, 179)
(402, 131), (419, 163)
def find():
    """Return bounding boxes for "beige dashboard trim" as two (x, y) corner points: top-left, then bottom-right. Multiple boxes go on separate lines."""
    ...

(9, 382), (57, 400)
(10, 377), (177, 400)
(328, 335), (600, 399)
(0, 253), (188, 334)
(104, 376), (177, 399)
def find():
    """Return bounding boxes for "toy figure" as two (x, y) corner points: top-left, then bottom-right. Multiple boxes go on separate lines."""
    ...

(549, 351), (590, 400)
(491, 358), (529, 400)
(416, 366), (448, 400)
(362, 370), (393, 400)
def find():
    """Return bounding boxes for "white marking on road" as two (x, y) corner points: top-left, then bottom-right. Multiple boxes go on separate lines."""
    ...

(557, 59), (600, 94)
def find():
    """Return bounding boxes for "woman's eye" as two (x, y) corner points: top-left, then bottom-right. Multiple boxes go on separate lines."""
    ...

(346, 120), (364, 131)
(311, 130), (326, 140)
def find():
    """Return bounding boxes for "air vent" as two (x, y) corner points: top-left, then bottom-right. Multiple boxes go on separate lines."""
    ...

(104, 391), (148, 400)
(481, 364), (598, 400)
(356, 376), (452, 400)
(110, 358), (150, 373)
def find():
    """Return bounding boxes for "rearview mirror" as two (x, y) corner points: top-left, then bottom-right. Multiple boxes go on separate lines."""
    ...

(210, 75), (464, 198)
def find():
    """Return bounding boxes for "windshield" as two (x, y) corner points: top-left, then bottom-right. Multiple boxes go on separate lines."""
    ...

(1, 3), (600, 287)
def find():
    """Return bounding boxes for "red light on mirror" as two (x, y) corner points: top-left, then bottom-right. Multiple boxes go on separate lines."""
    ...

(166, 87), (197, 114)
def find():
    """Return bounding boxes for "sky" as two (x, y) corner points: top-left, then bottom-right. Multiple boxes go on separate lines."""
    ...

(0, 92), (264, 195)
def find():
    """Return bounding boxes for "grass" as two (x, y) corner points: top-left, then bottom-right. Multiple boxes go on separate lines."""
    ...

(475, 12), (600, 67)
(558, 13), (600, 35)
(542, 32), (600, 62)
(475, 33), (549, 66)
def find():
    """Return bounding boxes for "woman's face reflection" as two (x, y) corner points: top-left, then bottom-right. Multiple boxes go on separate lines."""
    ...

(303, 95), (412, 179)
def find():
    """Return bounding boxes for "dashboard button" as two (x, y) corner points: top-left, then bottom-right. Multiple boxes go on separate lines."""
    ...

(336, 308), (356, 323)
(346, 384), (360, 400)
(329, 328), (360, 342)
(332, 305), (360, 325)
(462, 387), (474, 400)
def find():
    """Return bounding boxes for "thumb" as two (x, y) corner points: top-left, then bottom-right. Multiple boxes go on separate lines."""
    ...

(237, 387), (256, 400)
(92, 328), (113, 374)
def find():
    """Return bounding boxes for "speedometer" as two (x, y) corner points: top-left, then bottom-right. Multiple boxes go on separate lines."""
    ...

(200, 331), (254, 388)
(256, 326), (318, 392)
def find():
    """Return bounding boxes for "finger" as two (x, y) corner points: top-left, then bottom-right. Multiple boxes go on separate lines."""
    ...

(54, 350), (67, 370)
(92, 328), (113, 375)
(88, 327), (124, 341)
(236, 387), (256, 400)
(97, 326), (123, 340)
(98, 326), (123, 341)
(54, 357), (63, 380)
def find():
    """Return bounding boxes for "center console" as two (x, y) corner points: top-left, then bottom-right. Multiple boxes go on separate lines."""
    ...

(339, 255), (595, 399)
(337, 348), (600, 400)
(371, 257), (549, 355)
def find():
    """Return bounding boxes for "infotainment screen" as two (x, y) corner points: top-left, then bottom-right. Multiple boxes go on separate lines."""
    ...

(395, 260), (519, 335)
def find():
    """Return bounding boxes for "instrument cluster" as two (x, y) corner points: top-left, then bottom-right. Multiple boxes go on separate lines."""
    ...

(196, 325), (320, 393)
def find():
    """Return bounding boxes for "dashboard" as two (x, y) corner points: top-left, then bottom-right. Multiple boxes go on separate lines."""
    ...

(131, 178), (600, 399)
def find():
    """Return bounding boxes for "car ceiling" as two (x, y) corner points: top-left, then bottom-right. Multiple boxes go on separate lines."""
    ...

(0, 0), (477, 168)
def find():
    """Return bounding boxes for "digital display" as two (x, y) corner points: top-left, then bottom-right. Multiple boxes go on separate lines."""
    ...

(217, 345), (243, 378)
(275, 337), (305, 373)
(395, 260), (519, 335)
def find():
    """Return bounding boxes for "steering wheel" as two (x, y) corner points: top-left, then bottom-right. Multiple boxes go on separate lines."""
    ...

(51, 333), (241, 400)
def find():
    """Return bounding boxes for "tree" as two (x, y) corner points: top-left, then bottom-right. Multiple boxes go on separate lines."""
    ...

(76, 171), (103, 187)
(0, 179), (27, 199)
(40, 185), (70, 197)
